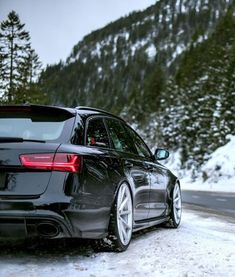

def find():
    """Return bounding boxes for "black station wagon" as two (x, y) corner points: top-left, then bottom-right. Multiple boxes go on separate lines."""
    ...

(0, 105), (182, 251)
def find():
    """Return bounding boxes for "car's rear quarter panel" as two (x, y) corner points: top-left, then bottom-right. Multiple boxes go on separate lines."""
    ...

(57, 143), (124, 238)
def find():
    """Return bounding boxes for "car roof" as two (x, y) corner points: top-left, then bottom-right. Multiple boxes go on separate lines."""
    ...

(75, 106), (125, 122)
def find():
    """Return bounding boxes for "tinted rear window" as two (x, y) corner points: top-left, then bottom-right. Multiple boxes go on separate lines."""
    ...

(0, 111), (75, 142)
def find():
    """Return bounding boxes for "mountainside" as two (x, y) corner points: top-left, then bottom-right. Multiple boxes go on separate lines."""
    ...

(40, 0), (232, 111)
(39, 0), (235, 172)
(155, 8), (235, 170)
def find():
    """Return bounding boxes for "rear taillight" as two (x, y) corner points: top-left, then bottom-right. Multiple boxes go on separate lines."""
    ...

(20, 153), (82, 173)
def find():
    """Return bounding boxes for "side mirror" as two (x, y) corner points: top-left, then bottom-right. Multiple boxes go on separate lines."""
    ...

(154, 148), (169, 161)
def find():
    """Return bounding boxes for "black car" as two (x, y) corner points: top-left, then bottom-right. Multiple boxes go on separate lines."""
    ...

(0, 105), (182, 251)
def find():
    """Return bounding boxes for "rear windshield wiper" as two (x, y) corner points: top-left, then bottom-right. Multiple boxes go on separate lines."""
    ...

(0, 137), (46, 143)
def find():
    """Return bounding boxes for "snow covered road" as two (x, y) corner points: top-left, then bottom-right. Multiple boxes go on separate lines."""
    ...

(0, 208), (234, 277)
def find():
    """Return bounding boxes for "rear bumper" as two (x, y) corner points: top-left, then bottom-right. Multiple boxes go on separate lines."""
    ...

(0, 206), (110, 240)
(0, 170), (112, 240)
(0, 210), (72, 239)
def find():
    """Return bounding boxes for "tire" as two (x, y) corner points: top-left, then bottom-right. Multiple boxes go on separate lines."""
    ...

(166, 182), (182, 228)
(95, 182), (133, 252)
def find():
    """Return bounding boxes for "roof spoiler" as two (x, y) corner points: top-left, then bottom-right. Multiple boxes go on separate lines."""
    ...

(0, 104), (76, 120)
(0, 104), (75, 115)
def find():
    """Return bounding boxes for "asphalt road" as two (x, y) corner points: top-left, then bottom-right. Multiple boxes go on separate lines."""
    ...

(182, 190), (235, 217)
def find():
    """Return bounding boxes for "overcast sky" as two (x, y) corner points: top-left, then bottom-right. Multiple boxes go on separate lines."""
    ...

(0, 0), (156, 67)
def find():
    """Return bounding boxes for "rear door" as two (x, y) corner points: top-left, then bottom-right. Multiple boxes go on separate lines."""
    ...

(124, 126), (167, 219)
(0, 105), (75, 196)
(146, 162), (168, 218)
(105, 118), (151, 222)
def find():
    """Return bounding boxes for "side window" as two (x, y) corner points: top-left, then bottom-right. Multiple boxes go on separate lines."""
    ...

(86, 117), (110, 148)
(71, 117), (84, 145)
(106, 119), (137, 154)
(125, 126), (152, 159)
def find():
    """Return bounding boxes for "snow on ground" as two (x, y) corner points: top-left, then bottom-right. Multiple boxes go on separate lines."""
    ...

(181, 174), (235, 193)
(164, 135), (235, 193)
(0, 209), (234, 277)
(201, 135), (235, 180)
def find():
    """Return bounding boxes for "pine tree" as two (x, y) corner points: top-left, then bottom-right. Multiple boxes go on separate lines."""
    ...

(0, 10), (43, 104)
(156, 8), (235, 171)
(144, 66), (166, 112)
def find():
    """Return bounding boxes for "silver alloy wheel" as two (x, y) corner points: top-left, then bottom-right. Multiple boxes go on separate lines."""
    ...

(116, 183), (133, 246)
(173, 183), (182, 224)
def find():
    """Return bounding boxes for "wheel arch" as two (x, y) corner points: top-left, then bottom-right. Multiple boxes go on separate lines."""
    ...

(166, 176), (180, 214)
(111, 178), (134, 211)
(107, 178), (134, 232)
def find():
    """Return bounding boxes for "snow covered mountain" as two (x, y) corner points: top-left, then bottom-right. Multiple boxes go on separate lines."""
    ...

(40, 0), (233, 109)
(39, 0), (235, 170)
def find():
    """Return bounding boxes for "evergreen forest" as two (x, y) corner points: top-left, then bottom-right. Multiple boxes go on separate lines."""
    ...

(1, 0), (235, 174)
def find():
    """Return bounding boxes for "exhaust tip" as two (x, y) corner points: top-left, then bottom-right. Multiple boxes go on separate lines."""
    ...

(37, 222), (60, 238)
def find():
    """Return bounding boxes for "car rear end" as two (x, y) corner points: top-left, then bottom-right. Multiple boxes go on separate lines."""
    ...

(0, 105), (78, 239)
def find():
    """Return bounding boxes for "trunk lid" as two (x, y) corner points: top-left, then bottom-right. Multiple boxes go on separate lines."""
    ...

(0, 105), (76, 197)
(0, 142), (60, 196)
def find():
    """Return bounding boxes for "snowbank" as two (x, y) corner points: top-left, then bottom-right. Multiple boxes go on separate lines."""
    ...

(202, 135), (235, 180)
(165, 135), (235, 193)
